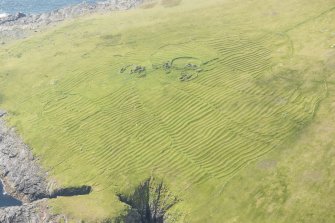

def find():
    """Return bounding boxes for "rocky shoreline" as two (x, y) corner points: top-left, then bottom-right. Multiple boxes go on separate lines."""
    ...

(0, 0), (143, 44)
(0, 200), (66, 223)
(0, 110), (93, 222)
(0, 111), (54, 202)
(0, 110), (59, 222)
(0, 112), (95, 223)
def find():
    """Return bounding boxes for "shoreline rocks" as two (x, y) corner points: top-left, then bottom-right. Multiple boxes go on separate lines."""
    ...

(0, 111), (60, 222)
(0, 112), (92, 221)
(0, 199), (66, 223)
(0, 12), (26, 26)
(0, 112), (53, 203)
(0, 0), (143, 44)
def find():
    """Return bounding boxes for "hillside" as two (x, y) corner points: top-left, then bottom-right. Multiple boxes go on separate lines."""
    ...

(0, 0), (334, 222)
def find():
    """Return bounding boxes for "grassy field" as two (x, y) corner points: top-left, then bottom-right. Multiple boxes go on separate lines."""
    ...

(0, 0), (334, 222)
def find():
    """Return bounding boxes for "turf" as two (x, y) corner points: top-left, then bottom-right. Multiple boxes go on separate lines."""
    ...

(0, 0), (334, 222)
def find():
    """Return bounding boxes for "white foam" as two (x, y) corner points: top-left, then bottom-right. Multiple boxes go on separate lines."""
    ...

(0, 179), (7, 195)
(0, 13), (9, 19)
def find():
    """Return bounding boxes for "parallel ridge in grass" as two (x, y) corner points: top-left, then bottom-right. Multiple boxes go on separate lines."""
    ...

(0, 2), (328, 198)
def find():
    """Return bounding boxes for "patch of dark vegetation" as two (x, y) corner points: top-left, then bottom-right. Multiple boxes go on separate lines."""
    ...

(325, 52), (335, 71)
(54, 51), (65, 57)
(141, 1), (158, 9)
(161, 0), (182, 8)
(50, 185), (92, 198)
(100, 34), (122, 46)
(117, 177), (179, 223)
(0, 94), (4, 105)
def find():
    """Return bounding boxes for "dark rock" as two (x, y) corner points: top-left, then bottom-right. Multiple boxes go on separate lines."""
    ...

(16, 12), (26, 20)
(0, 116), (51, 202)
(118, 177), (179, 223)
(0, 112), (94, 222)
(0, 200), (65, 223)
(0, 12), (26, 25)
(0, 110), (6, 117)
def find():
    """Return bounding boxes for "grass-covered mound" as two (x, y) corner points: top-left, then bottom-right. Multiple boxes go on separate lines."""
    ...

(0, 0), (334, 221)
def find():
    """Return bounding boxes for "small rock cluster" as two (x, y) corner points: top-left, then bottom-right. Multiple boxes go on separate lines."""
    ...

(121, 64), (147, 77)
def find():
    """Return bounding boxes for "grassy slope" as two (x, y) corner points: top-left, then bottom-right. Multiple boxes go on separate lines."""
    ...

(0, 0), (334, 221)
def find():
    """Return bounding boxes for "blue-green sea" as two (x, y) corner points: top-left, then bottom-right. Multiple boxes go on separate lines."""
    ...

(0, 0), (98, 14)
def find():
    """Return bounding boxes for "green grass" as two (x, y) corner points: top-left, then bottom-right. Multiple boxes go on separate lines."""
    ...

(0, 0), (334, 221)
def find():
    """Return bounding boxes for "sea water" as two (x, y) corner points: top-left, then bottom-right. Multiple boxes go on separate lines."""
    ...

(0, 180), (22, 208)
(0, 0), (99, 14)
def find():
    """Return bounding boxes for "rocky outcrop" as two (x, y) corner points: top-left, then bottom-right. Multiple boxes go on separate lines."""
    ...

(117, 177), (180, 223)
(0, 0), (143, 28)
(0, 110), (51, 202)
(0, 0), (143, 44)
(0, 202), (44, 223)
(0, 13), (26, 25)
(0, 200), (65, 223)
(0, 110), (94, 221)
